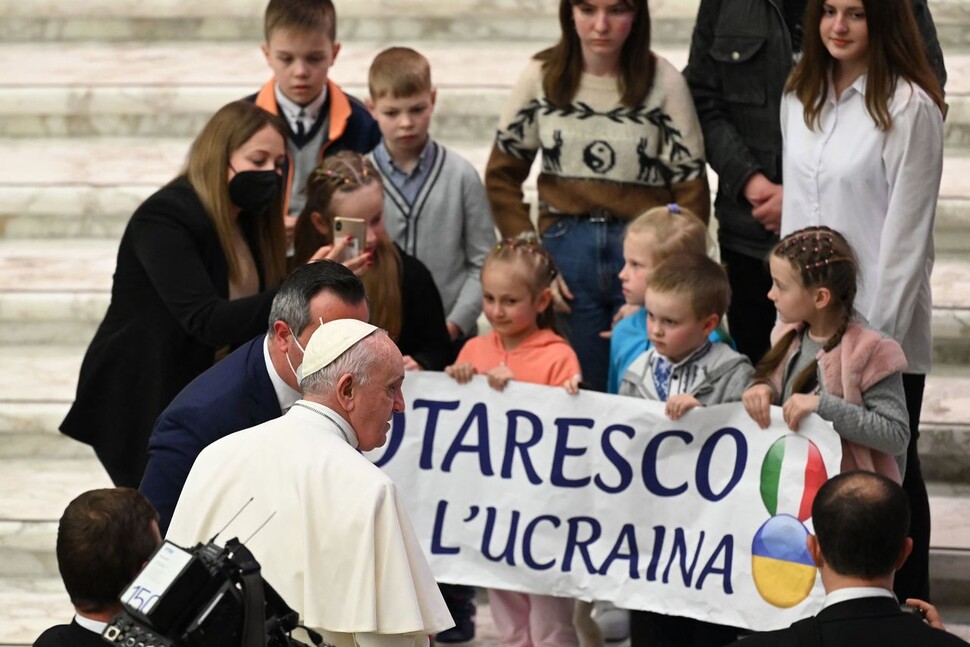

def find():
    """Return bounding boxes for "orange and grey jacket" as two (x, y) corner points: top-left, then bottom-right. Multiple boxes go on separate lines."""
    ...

(248, 78), (381, 215)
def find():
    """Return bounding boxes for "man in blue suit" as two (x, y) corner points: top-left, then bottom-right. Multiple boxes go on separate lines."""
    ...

(140, 261), (368, 534)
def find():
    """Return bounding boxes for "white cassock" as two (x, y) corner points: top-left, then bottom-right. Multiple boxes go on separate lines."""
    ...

(167, 400), (454, 647)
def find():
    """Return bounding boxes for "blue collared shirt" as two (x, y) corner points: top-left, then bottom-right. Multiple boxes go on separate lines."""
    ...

(371, 137), (436, 205)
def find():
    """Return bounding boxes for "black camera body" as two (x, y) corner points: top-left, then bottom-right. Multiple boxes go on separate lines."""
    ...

(103, 537), (314, 647)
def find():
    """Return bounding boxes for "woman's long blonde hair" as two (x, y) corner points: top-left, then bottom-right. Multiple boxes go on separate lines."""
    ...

(184, 100), (287, 287)
(295, 152), (403, 340)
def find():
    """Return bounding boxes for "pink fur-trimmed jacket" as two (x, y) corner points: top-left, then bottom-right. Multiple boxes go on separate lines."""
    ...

(766, 321), (908, 482)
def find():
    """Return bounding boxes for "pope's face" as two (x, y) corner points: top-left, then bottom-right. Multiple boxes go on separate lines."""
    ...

(349, 337), (405, 451)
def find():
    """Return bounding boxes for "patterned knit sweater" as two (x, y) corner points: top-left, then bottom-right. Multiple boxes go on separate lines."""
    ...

(486, 55), (711, 236)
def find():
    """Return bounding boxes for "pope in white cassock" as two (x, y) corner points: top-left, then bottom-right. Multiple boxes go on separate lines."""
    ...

(167, 319), (454, 647)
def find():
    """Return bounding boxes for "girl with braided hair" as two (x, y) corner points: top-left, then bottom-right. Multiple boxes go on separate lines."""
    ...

(743, 227), (910, 481)
(447, 233), (582, 396)
(446, 233), (581, 647)
(293, 151), (453, 370)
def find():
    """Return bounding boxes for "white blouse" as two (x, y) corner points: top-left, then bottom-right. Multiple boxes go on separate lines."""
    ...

(781, 75), (944, 373)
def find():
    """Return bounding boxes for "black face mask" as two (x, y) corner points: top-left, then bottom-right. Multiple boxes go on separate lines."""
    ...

(228, 170), (281, 215)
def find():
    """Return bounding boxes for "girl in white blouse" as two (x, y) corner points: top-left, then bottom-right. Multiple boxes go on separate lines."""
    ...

(779, 0), (945, 603)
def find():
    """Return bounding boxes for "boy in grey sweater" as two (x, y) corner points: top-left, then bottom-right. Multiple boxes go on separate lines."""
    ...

(366, 46), (494, 643)
(366, 47), (496, 346)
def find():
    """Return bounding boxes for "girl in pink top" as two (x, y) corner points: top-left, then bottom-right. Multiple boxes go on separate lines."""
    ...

(446, 232), (580, 647)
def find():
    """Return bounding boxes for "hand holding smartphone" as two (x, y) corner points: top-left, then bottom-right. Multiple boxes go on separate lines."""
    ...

(333, 217), (366, 262)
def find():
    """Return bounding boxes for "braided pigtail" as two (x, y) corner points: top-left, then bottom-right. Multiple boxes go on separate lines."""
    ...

(772, 226), (859, 394)
(486, 232), (561, 330)
(751, 328), (800, 391)
(299, 152), (402, 339)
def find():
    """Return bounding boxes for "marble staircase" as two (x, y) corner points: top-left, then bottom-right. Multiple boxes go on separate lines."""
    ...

(1, 0), (970, 644)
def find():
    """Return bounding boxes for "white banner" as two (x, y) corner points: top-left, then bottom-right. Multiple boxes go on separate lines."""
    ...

(367, 373), (843, 632)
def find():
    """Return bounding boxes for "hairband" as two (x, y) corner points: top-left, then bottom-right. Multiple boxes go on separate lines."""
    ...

(667, 203), (681, 214)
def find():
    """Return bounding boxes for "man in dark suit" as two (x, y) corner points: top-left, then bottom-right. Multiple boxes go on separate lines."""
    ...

(140, 260), (368, 534)
(733, 471), (967, 646)
(34, 488), (161, 647)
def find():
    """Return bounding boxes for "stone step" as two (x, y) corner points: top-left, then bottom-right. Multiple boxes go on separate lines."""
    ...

(1, 231), (969, 355)
(0, 0), (687, 47)
(1, 237), (969, 355)
(0, 138), (496, 241)
(0, 83), (508, 143)
(927, 482), (970, 610)
(3, 0), (970, 51)
(0, 577), (74, 647)
(2, 42), (970, 144)
(6, 82), (970, 155)
(2, 135), (970, 247)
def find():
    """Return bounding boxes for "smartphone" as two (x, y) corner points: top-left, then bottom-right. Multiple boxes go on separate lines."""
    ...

(332, 217), (366, 262)
(899, 603), (927, 619)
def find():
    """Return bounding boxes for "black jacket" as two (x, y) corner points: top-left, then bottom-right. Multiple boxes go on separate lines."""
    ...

(34, 620), (111, 647)
(732, 596), (968, 646)
(397, 245), (454, 371)
(61, 178), (278, 487)
(684, 0), (946, 259)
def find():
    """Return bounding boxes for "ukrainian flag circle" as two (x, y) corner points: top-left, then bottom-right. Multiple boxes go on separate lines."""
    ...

(760, 435), (827, 521)
(751, 515), (817, 608)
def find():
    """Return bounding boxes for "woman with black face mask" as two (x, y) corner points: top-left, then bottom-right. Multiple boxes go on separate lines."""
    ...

(61, 101), (330, 488)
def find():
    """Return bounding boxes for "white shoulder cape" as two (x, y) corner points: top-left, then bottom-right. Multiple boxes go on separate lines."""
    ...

(167, 403), (453, 635)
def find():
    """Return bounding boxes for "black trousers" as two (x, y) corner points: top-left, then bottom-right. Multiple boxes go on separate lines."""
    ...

(720, 247), (775, 364)
(893, 373), (931, 601)
(630, 611), (738, 647)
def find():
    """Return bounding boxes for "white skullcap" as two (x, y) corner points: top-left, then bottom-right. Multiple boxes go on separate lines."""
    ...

(301, 318), (378, 378)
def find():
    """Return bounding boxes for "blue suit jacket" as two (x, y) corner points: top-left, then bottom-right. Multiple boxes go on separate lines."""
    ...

(140, 336), (282, 535)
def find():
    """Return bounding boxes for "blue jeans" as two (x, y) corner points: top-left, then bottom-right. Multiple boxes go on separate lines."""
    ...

(541, 217), (626, 392)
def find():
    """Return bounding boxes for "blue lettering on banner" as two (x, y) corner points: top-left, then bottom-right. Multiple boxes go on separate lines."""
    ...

(429, 500), (735, 592)
(642, 431), (692, 496)
(599, 523), (640, 578)
(522, 515), (561, 570)
(391, 398), (749, 503)
(562, 516), (601, 573)
(594, 424), (635, 493)
(646, 526), (666, 581)
(431, 500), (461, 555)
(482, 507), (518, 565)
(663, 528), (705, 586)
(551, 418), (594, 487)
(696, 428), (747, 502)
(502, 409), (544, 484)
(697, 534), (734, 594)
(442, 403), (494, 475)
(415, 399), (460, 469)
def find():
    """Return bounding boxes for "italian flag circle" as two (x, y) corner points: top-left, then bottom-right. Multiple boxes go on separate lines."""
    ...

(760, 435), (828, 521)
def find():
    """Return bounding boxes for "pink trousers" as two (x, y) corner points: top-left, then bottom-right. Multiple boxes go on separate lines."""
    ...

(488, 589), (578, 647)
